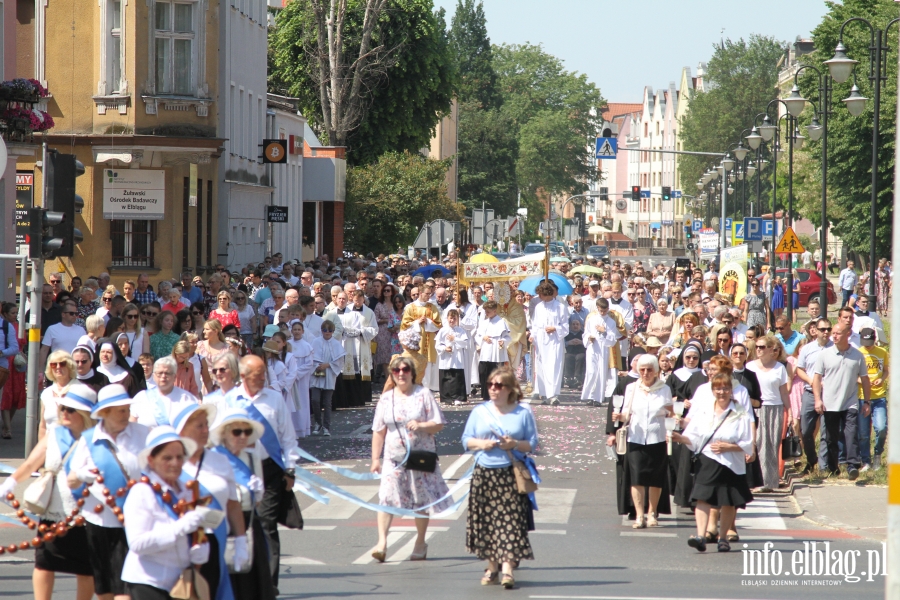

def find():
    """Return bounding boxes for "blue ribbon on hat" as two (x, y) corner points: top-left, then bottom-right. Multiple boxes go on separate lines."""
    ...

(171, 403), (201, 434)
(93, 392), (132, 416)
(64, 392), (96, 411)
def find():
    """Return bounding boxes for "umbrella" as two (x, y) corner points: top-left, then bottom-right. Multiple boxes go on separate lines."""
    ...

(469, 252), (499, 264)
(570, 265), (604, 276)
(588, 225), (612, 235)
(412, 264), (451, 278)
(549, 256), (571, 263)
(517, 273), (574, 295)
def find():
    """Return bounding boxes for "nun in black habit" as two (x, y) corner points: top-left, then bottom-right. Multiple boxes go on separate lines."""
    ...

(664, 342), (705, 508)
(607, 348), (672, 521)
(94, 337), (142, 397)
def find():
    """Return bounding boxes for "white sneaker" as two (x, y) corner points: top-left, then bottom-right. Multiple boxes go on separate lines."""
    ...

(323, 428), (331, 437)
(312, 425), (321, 435)
(860, 463), (871, 473)
(549, 397), (560, 406)
(453, 400), (463, 406)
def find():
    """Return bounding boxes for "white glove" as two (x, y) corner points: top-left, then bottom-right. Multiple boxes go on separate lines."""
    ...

(247, 475), (265, 496)
(194, 506), (225, 530)
(174, 510), (204, 536)
(344, 328), (359, 337)
(189, 542), (210, 565)
(232, 535), (249, 570)
(75, 467), (97, 484)
(0, 476), (18, 503)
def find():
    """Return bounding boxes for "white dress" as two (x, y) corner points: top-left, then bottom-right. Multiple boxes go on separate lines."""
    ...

(289, 338), (315, 436)
(531, 299), (570, 398)
(581, 312), (618, 402)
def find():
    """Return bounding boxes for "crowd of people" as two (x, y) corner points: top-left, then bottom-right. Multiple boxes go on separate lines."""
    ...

(0, 246), (890, 596)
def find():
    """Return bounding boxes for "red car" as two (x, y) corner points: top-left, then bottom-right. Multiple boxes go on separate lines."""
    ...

(756, 269), (836, 307)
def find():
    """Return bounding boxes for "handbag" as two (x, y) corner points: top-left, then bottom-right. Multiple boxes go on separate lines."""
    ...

(689, 409), (733, 473)
(13, 352), (26, 373)
(781, 428), (802, 460)
(224, 510), (254, 574)
(170, 566), (211, 600)
(507, 450), (538, 494)
(615, 385), (637, 456)
(23, 441), (79, 515)
(390, 392), (438, 473)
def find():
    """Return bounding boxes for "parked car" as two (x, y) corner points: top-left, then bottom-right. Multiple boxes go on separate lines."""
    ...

(587, 245), (610, 262)
(522, 243), (561, 257)
(755, 268), (837, 307)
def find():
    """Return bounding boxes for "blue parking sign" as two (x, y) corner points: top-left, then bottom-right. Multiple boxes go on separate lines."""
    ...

(692, 219), (702, 232)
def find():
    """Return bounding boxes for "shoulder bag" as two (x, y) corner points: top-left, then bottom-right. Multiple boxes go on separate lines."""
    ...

(224, 452), (255, 574)
(781, 427), (802, 460)
(689, 409), (733, 474)
(483, 404), (538, 494)
(170, 565), (211, 600)
(23, 441), (79, 515)
(615, 384), (637, 455)
(390, 391), (438, 473)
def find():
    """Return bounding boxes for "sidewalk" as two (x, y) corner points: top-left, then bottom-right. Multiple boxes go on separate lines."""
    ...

(792, 481), (888, 542)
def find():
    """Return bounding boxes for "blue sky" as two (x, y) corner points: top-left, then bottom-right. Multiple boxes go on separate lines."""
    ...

(434, 0), (833, 101)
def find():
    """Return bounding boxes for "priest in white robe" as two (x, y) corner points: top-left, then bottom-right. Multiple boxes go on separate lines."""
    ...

(400, 282), (443, 392)
(530, 281), (570, 405)
(474, 301), (511, 400)
(581, 297), (619, 406)
(443, 288), (479, 395)
(326, 290), (377, 407)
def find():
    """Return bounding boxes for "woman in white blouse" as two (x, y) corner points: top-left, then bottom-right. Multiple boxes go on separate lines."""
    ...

(121, 426), (215, 599)
(672, 373), (754, 553)
(611, 354), (672, 528)
(39, 350), (77, 439)
(209, 408), (274, 599)
(746, 335), (791, 493)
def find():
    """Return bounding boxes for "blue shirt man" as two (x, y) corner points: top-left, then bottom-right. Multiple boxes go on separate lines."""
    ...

(838, 260), (858, 306)
(775, 318), (803, 355)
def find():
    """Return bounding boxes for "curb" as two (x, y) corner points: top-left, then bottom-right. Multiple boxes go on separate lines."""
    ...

(789, 481), (886, 543)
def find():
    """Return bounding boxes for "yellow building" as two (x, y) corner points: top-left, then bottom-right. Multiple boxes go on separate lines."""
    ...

(17, 0), (224, 284)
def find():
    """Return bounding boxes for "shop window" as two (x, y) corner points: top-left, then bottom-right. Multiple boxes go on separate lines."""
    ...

(111, 220), (155, 267)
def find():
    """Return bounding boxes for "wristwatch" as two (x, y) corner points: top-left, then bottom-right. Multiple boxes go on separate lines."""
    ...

(284, 468), (296, 478)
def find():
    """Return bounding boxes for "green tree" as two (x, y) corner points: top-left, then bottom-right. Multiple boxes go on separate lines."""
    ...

(798, 0), (896, 259)
(449, 0), (500, 109)
(679, 35), (786, 191)
(456, 101), (519, 214)
(270, 0), (455, 165)
(344, 151), (465, 253)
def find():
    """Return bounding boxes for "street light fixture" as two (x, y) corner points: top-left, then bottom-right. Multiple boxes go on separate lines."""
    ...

(784, 85), (808, 118)
(824, 41), (858, 84)
(733, 145), (749, 162)
(746, 161), (757, 177)
(696, 181), (704, 191)
(793, 127), (806, 150)
(723, 157), (736, 171)
(759, 116), (776, 142)
(745, 127), (763, 150)
(806, 117), (824, 142)
(842, 81), (868, 116)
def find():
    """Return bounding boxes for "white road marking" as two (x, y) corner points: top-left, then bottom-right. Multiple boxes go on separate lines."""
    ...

(531, 529), (566, 535)
(352, 531), (408, 565)
(302, 525), (337, 531)
(302, 485), (380, 520)
(734, 498), (787, 530)
(280, 556), (326, 565)
(390, 525), (449, 532)
(440, 454), (473, 480)
(619, 532), (678, 538)
(386, 530), (437, 563)
(533, 488), (577, 524)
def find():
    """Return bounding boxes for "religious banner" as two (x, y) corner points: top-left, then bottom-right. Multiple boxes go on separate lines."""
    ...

(461, 258), (543, 281)
(719, 244), (749, 306)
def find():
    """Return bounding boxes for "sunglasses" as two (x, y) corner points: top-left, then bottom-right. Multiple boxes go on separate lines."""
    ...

(49, 280), (61, 285)
(192, 311), (203, 316)
(488, 382), (507, 390)
(230, 428), (254, 437)
(211, 367), (228, 375)
(74, 359), (90, 365)
(125, 313), (139, 319)
(102, 297), (113, 303)
(60, 406), (78, 414)
(50, 362), (67, 368)
(142, 311), (159, 317)
(391, 366), (412, 374)
(684, 355), (699, 360)
(62, 311), (76, 316)
(819, 327), (832, 332)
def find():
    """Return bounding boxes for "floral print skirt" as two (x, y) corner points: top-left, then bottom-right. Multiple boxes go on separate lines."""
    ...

(465, 464), (534, 562)
(378, 458), (453, 514)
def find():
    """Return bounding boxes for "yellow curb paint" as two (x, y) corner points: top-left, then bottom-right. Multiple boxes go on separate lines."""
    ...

(28, 328), (40, 343)
(889, 464), (900, 505)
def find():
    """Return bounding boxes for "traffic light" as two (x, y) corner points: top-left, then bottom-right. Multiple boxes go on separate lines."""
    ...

(598, 187), (608, 201)
(28, 207), (64, 259)
(46, 151), (85, 257)
(685, 226), (693, 240)
(662, 186), (671, 201)
(631, 185), (641, 201)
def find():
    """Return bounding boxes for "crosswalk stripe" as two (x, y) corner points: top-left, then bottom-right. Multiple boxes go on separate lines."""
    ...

(620, 532), (678, 538)
(386, 530), (437, 563)
(303, 485), (380, 520)
(352, 531), (407, 565)
(735, 498), (787, 530)
(441, 454), (472, 480)
(534, 488), (577, 524)
(281, 556), (326, 565)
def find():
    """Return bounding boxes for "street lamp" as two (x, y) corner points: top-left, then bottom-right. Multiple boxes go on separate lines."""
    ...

(746, 127), (763, 150)
(758, 115), (776, 142)
(826, 16), (900, 306)
(784, 85), (808, 118)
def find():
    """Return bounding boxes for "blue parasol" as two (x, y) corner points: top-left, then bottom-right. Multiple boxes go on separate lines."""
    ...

(517, 273), (574, 295)
(412, 265), (452, 278)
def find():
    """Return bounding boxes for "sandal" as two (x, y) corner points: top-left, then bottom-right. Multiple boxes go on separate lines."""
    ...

(726, 532), (740, 542)
(371, 548), (386, 563)
(632, 516), (646, 529)
(647, 513), (658, 527)
(501, 573), (515, 589)
(1, 429), (10, 440)
(481, 570), (499, 586)
(718, 539), (731, 553)
(687, 535), (707, 552)
(704, 530), (718, 543)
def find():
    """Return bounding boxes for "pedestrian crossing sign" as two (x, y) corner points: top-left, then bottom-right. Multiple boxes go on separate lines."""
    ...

(774, 226), (805, 254)
(595, 137), (617, 160)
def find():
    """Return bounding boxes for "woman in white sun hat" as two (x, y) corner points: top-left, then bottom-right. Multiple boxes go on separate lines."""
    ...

(66, 383), (149, 600)
(209, 407), (274, 599)
(121, 425), (221, 599)
(171, 401), (245, 600)
(0, 383), (97, 600)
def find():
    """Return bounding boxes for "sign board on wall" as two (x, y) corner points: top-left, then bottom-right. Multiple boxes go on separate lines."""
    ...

(15, 171), (33, 247)
(266, 205), (289, 223)
(103, 169), (166, 220)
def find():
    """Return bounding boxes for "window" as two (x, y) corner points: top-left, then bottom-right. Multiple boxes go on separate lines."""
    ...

(109, 0), (123, 92)
(111, 220), (155, 267)
(155, 1), (195, 95)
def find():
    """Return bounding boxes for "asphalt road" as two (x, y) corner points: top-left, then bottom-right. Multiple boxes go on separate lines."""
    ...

(0, 389), (886, 599)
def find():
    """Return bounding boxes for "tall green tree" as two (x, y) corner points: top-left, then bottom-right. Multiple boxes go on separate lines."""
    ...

(270, 0), (455, 165)
(679, 35), (786, 192)
(798, 0), (896, 259)
(449, 0), (500, 109)
(344, 152), (465, 253)
(456, 101), (519, 214)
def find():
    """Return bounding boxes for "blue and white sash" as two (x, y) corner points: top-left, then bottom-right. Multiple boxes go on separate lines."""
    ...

(83, 427), (129, 509)
(180, 463), (234, 600)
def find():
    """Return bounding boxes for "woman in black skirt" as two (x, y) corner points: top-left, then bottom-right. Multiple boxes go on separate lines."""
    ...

(0, 383), (98, 600)
(672, 373), (754, 553)
(462, 367), (538, 589)
(610, 354), (672, 529)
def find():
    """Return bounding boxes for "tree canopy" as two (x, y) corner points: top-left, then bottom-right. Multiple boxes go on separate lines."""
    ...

(448, 0), (500, 110)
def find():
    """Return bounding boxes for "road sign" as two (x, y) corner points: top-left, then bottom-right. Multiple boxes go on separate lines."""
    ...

(262, 139), (287, 164)
(485, 219), (505, 242)
(774, 226), (804, 254)
(692, 219), (703, 232)
(595, 137), (617, 159)
(698, 232), (719, 256)
(763, 220), (775, 241)
(744, 217), (762, 241)
(265, 205), (289, 223)
(724, 218), (732, 234)
(674, 190), (682, 199)
(732, 221), (744, 245)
